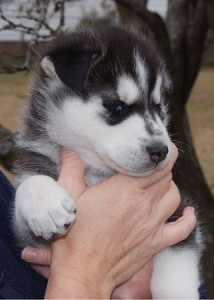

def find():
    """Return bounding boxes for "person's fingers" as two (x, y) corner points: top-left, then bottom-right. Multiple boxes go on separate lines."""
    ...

(58, 148), (87, 199)
(162, 206), (196, 249)
(31, 264), (50, 279)
(22, 247), (51, 279)
(21, 246), (51, 266)
(155, 181), (181, 220)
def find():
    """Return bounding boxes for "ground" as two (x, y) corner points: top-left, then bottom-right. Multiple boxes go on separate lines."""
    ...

(0, 68), (213, 196)
(187, 68), (214, 196)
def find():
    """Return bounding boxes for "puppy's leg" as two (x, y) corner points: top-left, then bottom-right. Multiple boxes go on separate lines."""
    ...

(151, 246), (201, 299)
(14, 175), (76, 242)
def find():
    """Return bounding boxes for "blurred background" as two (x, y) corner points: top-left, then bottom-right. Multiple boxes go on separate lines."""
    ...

(0, 0), (213, 297)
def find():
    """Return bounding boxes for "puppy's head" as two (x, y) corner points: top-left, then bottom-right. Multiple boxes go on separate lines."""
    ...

(40, 26), (172, 177)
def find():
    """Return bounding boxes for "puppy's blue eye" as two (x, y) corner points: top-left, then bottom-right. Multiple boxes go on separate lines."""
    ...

(109, 101), (127, 112)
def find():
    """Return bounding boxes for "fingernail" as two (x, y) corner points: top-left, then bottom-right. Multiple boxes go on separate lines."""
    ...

(21, 247), (37, 261)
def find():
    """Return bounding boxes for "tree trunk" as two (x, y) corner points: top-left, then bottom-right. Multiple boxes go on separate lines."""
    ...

(115, 0), (171, 58)
(166, 0), (213, 204)
(206, 0), (214, 34)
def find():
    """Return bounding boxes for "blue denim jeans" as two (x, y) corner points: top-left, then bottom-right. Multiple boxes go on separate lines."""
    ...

(0, 171), (47, 299)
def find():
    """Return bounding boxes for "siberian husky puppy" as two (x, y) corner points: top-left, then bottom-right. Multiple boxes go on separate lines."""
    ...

(14, 26), (202, 298)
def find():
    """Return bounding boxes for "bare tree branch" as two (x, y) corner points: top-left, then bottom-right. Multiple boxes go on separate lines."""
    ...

(0, 0), (66, 73)
(0, 7), (52, 38)
(0, 8), (36, 35)
(56, 0), (65, 30)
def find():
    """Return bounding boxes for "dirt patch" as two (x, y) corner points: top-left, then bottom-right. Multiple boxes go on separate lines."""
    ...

(0, 72), (27, 132)
(187, 68), (214, 195)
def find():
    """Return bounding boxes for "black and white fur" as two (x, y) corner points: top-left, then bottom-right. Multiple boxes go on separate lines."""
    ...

(14, 26), (202, 298)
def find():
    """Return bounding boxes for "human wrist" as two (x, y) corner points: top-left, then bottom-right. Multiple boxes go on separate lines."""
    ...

(45, 270), (113, 299)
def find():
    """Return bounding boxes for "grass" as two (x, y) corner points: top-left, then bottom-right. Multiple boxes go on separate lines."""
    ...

(0, 68), (213, 195)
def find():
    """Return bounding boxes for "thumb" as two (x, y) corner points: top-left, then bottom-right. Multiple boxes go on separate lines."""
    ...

(58, 148), (87, 199)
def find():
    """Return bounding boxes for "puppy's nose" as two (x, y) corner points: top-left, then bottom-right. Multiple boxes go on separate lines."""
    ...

(146, 144), (168, 163)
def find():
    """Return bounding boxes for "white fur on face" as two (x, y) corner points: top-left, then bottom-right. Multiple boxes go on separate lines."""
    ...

(46, 94), (171, 181)
(117, 75), (139, 104)
(134, 51), (149, 94)
(153, 75), (162, 105)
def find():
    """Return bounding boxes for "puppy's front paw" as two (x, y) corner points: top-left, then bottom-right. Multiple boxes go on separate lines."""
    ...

(15, 175), (76, 240)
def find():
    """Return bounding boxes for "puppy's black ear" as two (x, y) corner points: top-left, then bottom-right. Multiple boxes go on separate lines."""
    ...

(41, 49), (99, 91)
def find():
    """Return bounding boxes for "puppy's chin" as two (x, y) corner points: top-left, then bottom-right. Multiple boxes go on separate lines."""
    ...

(103, 156), (170, 178)
(101, 158), (156, 177)
(119, 167), (157, 177)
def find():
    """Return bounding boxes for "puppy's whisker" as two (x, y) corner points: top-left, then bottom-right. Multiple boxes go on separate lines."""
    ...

(170, 138), (193, 159)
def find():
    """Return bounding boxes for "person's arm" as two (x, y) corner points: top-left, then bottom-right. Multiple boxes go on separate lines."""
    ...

(22, 144), (196, 299)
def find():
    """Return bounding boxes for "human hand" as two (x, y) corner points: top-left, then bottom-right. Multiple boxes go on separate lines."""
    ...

(22, 147), (152, 298)
(22, 144), (196, 299)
